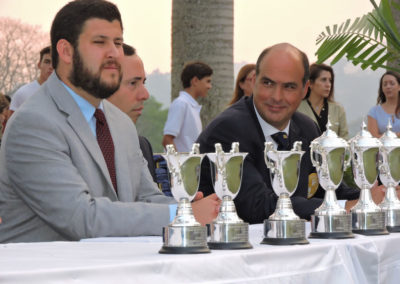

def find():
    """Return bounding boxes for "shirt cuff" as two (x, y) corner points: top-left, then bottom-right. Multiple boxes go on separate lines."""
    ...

(337, 200), (347, 208)
(168, 204), (178, 222)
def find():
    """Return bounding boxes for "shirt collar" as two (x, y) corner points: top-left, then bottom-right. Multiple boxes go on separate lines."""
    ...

(253, 101), (290, 140)
(61, 82), (104, 123)
(180, 91), (201, 109)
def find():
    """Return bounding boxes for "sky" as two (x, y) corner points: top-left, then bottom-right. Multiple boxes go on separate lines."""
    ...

(0, 0), (377, 73)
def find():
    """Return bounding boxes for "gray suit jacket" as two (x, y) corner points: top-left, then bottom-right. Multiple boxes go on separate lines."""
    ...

(0, 73), (175, 243)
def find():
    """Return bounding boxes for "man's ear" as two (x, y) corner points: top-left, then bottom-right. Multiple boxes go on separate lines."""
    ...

(56, 39), (74, 65)
(191, 76), (199, 87)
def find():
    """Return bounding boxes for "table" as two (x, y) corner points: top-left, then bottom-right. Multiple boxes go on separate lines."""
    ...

(0, 224), (399, 284)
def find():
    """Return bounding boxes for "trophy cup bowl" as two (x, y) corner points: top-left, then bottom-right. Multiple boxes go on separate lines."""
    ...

(379, 121), (400, 232)
(206, 142), (252, 249)
(309, 121), (354, 239)
(159, 144), (210, 254)
(349, 122), (388, 235)
(261, 141), (309, 245)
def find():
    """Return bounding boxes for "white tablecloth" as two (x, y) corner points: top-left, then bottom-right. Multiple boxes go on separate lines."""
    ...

(0, 224), (399, 284)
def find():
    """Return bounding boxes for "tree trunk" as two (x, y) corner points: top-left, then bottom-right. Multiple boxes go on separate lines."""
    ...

(389, 0), (400, 69)
(171, 0), (234, 128)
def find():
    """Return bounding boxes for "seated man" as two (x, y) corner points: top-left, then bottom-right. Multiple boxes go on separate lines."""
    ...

(108, 44), (169, 193)
(0, 0), (218, 243)
(108, 43), (156, 180)
(197, 43), (384, 224)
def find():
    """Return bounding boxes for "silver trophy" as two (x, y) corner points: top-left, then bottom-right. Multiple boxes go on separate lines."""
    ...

(207, 142), (252, 250)
(262, 141), (309, 245)
(349, 122), (389, 235)
(379, 121), (400, 232)
(159, 144), (210, 254)
(309, 121), (354, 239)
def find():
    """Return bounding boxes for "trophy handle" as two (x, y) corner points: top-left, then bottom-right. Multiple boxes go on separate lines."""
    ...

(264, 142), (276, 170)
(343, 146), (351, 170)
(310, 142), (321, 168)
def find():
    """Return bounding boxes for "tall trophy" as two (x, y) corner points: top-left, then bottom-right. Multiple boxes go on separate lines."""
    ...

(207, 142), (252, 249)
(309, 121), (354, 239)
(262, 141), (309, 245)
(159, 144), (210, 254)
(349, 122), (389, 235)
(379, 121), (400, 232)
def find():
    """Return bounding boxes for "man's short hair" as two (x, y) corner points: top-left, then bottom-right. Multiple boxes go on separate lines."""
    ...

(181, 61), (213, 89)
(255, 44), (310, 86)
(50, 0), (123, 69)
(122, 43), (136, 56)
(39, 46), (51, 63)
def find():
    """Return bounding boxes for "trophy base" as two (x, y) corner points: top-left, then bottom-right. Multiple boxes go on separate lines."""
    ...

(261, 237), (309, 245)
(384, 208), (400, 232)
(352, 229), (389, 236)
(208, 222), (252, 250)
(261, 219), (309, 245)
(387, 226), (400, 232)
(159, 225), (210, 254)
(208, 241), (252, 250)
(309, 231), (354, 239)
(159, 246), (210, 254)
(309, 214), (354, 239)
(352, 211), (389, 235)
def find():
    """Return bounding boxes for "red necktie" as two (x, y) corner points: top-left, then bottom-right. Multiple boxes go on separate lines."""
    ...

(94, 109), (118, 193)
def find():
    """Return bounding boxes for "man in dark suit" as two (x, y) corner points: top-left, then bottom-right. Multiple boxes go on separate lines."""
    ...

(197, 43), (370, 224)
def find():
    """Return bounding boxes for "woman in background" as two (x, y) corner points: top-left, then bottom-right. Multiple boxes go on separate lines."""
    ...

(228, 64), (255, 105)
(0, 93), (10, 146)
(297, 63), (349, 139)
(368, 71), (400, 137)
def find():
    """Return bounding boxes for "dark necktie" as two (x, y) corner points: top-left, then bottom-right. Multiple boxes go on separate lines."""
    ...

(94, 109), (118, 193)
(271, 132), (290, 150)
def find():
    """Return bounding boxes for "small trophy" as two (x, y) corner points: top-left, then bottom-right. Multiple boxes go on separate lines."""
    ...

(349, 122), (389, 235)
(309, 121), (354, 239)
(207, 142), (252, 250)
(159, 144), (210, 254)
(262, 141), (309, 245)
(379, 121), (400, 232)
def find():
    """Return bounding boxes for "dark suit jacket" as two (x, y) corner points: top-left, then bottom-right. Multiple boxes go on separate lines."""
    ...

(139, 136), (156, 182)
(197, 96), (359, 224)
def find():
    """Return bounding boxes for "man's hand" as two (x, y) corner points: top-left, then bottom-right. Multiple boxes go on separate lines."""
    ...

(370, 182), (385, 205)
(192, 193), (220, 226)
(345, 199), (358, 212)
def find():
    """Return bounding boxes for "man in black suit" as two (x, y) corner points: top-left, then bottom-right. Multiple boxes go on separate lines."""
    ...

(197, 43), (373, 224)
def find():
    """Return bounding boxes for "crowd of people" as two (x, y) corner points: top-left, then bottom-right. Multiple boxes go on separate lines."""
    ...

(0, 0), (399, 243)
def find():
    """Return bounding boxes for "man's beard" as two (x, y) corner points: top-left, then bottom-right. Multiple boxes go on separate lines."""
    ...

(69, 49), (122, 99)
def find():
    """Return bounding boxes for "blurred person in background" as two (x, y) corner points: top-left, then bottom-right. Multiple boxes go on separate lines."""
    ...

(228, 64), (256, 105)
(9, 46), (53, 116)
(0, 93), (10, 146)
(368, 71), (400, 137)
(297, 63), (348, 139)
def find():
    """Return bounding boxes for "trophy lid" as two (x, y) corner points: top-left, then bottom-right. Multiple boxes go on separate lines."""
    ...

(349, 121), (381, 149)
(311, 120), (348, 149)
(380, 120), (400, 148)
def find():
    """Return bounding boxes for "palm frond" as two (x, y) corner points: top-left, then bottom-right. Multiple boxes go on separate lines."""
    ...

(315, 0), (400, 73)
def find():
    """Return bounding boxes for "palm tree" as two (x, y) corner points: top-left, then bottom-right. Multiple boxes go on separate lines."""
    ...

(315, 0), (400, 72)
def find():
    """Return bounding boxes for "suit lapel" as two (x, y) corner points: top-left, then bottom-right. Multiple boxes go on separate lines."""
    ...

(46, 73), (117, 197)
(289, 117), (308, 149)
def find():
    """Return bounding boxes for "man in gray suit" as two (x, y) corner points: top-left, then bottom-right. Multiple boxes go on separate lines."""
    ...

(0, 0), (219, 243)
